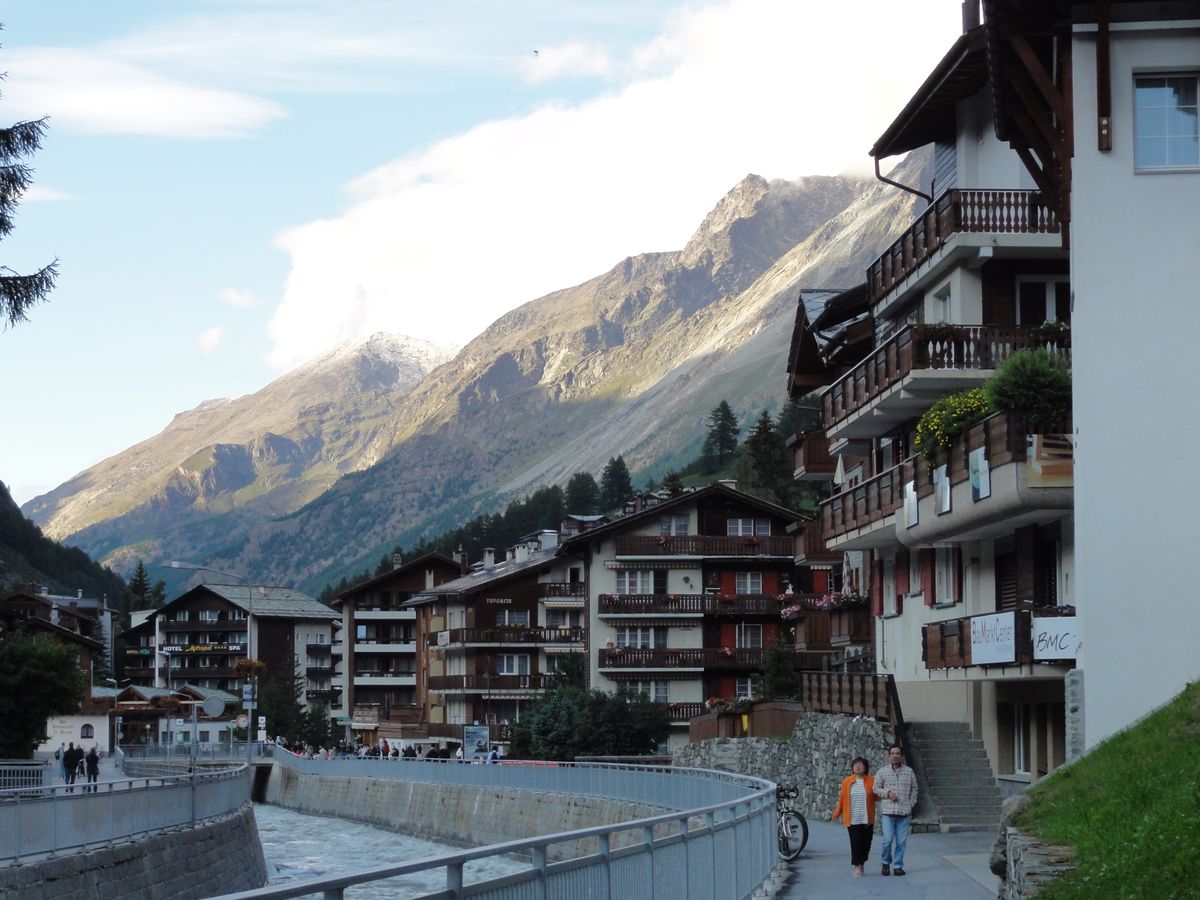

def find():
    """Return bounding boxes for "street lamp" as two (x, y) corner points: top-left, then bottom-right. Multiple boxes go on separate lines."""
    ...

(165, 561), (256, 760)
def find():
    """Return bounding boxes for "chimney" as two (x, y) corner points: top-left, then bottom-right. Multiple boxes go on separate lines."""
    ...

(508, 547), (518, 563)
(539, 530), (559, 551)
(483, 547), (495, 568)
(425, 568), (435, 590)
(455, 545), (467, 569)
(962, 0), (980, 31)
(77, 589), (84, 599)
(392, 552), (403, 570)
(718, 479), (738, 491)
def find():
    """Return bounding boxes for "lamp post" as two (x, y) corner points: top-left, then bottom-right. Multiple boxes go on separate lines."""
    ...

(165, 561), (256, 761)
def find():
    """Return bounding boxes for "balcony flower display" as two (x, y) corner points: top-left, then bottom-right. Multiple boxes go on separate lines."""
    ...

(781, 591), (869, 619)
(915, 386), (993, 463)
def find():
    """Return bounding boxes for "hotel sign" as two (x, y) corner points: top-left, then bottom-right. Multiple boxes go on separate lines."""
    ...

(970, 612), (1016, 665)
(1033, 617), (1079, 661)
(161, 643), (244, 654)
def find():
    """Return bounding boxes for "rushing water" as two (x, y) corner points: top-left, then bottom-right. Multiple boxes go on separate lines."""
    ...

(253, 803), (530, 898)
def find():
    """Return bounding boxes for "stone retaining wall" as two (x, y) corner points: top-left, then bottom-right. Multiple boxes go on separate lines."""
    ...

(1001, 827), (1076, 898)
(0, 805), (267, 900)
(673, 711), (894, 820)
(265, 765), (670, 860)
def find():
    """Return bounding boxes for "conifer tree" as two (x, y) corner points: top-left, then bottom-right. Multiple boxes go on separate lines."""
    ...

(599, 456), (633, 511)
(564, 472), (600, 514)
(661, 471), (685, 497)
(701, 401), (740, 470)
(0, 50), (57, 327)
(736, 410), (792, 504)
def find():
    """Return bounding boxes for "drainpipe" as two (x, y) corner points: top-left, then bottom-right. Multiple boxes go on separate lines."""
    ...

(874, 156), (932, 204)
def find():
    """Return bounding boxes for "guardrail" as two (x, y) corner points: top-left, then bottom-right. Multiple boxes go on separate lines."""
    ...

(0, 765), (250, 863)
(219, 753), (777, 899)
(0, 760), (48, 790)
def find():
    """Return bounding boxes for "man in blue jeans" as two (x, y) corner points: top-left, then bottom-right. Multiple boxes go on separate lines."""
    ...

(874, 743), (918, 876)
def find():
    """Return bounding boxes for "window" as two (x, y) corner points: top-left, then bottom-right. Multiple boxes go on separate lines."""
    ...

(1016, 277), (1070, 326)
(615, 570), (654, 594)
(497, 610), (530, 627)
(736, 623), (762, 649)
(934, 548), (962, 606)
(170, 657), (183, 669)
(626, 680), (669, 703)
(883, 558), (898, 616)
(198, 609), (219, 622)
(172, 611), (189, 622)
(80, 724), (94, 739)
(659, 514), (690, 535)
(726, 518), (770, 536)
(735, 676), (761, 700)
(311, 633), (328, 645)
(496, 654), (530, 675)
(615, 626), (665, 649)
(546, 609), (582, 629)
(735, 571), (763, 595)
(1135, 74), (1199, 170)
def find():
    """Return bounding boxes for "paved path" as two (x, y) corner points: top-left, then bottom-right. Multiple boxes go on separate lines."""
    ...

(777, 820), (1001, 899)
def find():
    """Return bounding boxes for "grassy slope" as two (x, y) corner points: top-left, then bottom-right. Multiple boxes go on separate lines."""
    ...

(1017, 681), (1200, 898)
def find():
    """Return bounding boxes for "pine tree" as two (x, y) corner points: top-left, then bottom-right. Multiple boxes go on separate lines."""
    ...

(661, 471), (685, 497)
(0, 61), (57, 327)
(599, 456), (633, 512)
(126, 561), (152, 612)
(737, 410), (793, 504)
(761, 633), (800, 700)
(701, 401), (740, 471)
(564, 472), (600, 514)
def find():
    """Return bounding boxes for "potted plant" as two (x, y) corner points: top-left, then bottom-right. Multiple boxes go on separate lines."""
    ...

(915, 386), (993, 463)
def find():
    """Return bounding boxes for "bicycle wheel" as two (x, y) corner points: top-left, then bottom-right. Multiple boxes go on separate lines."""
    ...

(777, 811), (807, 861)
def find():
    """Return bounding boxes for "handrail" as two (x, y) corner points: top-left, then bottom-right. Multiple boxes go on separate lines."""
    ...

(212, 755), (778, 900)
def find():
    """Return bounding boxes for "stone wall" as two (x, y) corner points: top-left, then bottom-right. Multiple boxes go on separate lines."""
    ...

(265, 765), (671, 860)
(0, 805), (267, 900)
(1001, 827), (1076, 898)
(673, 711), (894, 820)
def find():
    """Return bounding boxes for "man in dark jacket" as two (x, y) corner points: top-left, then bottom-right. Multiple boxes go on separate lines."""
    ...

(63, 742), (83, 792)
(85, 746), (101, 792)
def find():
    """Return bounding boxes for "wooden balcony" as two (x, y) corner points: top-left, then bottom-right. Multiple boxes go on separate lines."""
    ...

(305, 642), (332, 655)
(792, 611), (832, 651)
(821, 323), (1070, 437)
(792, 520), (841, 565)
(598, 647), (831, 671)
(615, 535), (794, 557)
(820, 460), (911, 547)
(791, 431), (836, 481)
(433, 627), (583, 648)
(306, 688), (340, 702)
(597, 592), (820, 617)
(665, 702), (707, 722)
(539, 582), (586, 598)
(866, 188), (1061, 305)
(829, 608), (872, 646)
(427, 674), (551, 693)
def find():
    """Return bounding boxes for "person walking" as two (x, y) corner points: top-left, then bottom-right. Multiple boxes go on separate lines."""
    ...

(63, 742), (81, 792)
(56, 743), (67, 782)
(874, 743), (918, 876)
(85, 746), (101, 792)
(831, 756), (876, 877)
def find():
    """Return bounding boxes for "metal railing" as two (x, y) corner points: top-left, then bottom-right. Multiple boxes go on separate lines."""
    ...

(0, 765), (250, 863)
(0, 759), (48, 790)
(214, 753), (777, 900)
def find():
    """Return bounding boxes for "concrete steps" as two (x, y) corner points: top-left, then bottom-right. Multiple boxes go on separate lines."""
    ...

(910, 721), (1002, 834)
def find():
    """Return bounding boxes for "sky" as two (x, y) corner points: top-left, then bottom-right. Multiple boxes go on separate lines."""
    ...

(0, 0), (960, 506)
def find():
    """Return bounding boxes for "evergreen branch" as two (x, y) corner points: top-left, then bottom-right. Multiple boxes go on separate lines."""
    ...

(0, 118), (48, 162)
(0, 259), (58, 326)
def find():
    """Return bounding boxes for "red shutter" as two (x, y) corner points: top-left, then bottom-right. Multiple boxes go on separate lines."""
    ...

(920, 549), (936, 606)
(871, 558), (884, 617)
(763, 571), (779, 594)
(896, 549), (910, 595)
(721, 572), (736, 594)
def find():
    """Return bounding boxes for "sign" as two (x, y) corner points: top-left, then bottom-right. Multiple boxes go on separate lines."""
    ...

(904, 480), (918, 528)
(969, 612), (1016, 665)
(437, 631), (450, 648)
(185, 643), (244, 653)
(242, 684), (255, 704)
(175, 718), (184, 726)
(1033, 617), (1079, 660)
(484, 597), (512, 605)
(463, 725), (491, 760)
(115, 716), (123, 725)
(257, 729), (267, 742)
(236, 714), (249, 729)
(257, 716), (266, 727)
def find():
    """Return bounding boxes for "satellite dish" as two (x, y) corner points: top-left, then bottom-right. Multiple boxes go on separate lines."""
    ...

(202, 697), (225, 718)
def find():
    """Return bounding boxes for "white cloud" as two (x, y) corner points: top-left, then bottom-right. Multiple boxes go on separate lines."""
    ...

(522, 43), (616, 83)
(197, 326), (224, 355)
(219, 288), (259, 309)
(266, 0), (959, 369)
(2, 48), (286, 139)
(21, 185), (72, 203)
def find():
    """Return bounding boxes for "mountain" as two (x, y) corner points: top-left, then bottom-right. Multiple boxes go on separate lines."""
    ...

(26, 155), (928, 594)
(24, 333), (458, 575)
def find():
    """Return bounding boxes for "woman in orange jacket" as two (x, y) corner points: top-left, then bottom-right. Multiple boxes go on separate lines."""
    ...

(830, 756), (876, 877)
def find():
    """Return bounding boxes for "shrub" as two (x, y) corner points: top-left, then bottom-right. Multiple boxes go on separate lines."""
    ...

(914, 387), (993, 462)
(986, 349), (1072, 434)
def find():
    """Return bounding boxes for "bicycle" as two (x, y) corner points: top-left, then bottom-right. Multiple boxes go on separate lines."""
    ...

(776, 785), (809, 860)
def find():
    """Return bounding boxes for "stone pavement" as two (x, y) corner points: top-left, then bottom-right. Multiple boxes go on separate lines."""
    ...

(776, 819), (1001, 899)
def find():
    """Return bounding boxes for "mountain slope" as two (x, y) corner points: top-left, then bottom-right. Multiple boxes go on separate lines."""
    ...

(31, 156), (928, 593)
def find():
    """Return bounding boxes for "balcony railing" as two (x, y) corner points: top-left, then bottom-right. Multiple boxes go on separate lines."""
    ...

(599, 647), (831, 670)
(355, 670), (416, 679)
(306, 688), (341, 702)
(867, 188), (1061, 305)
(615, 535), (793, 557)
(792, 521), (841, 565)
(665, 702), (707, 722)
(924, 610), (1075, 669)
(305, 642), (332, 654)
(427, 674), (551, 692)
(820, 460), (912, 543)
(821, 323), (1070, 433)
(792, 431), (836, 480)
(598, 593), (821, 616)
(539, 583), (587, 598)
(435, 627), (584, 647)
(306, 665), (334, 678)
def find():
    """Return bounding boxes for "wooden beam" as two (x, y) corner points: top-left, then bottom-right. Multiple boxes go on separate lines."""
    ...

(1012, 142), (1061, 203)
(1008, 35), (1067, 122)
(1011, 108), (1059, 178)
(1096, 0), (1112, 151)
(1009, 69), (1069, 161)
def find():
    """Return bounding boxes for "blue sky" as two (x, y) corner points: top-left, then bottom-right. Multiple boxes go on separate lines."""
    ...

(0, 0), (957, 506)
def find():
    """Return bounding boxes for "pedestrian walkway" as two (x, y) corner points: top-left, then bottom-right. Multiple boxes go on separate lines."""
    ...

(46, 751), (126, 788)
(777, 819), (1000, 898)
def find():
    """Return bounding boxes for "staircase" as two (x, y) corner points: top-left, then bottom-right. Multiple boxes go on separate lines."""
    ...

(910, 721), (1003, 833)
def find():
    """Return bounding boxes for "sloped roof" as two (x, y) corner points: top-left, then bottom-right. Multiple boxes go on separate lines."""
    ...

(871, 27), (988, 159)
(332, 551), (462, 607)
(405, 547), (561, 607)
(174, 584), (337, 621)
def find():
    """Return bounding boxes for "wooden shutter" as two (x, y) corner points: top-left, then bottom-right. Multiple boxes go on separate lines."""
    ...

(919, 549), (936, 606)
(871, 558), (884, 617)
(995, 551), (1018, 611)
(952, 547), (964, 604)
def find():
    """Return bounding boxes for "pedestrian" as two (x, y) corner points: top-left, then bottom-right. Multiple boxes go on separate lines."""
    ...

(56, 742), (66, 781)
(831, 756), (876, 877)
(63, 742), (81, 792)
(85, 746), (100, 792)
(486, 745), (498, 764)
(874, 743), (918, 876)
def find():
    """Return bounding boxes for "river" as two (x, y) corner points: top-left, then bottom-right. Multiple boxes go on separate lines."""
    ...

(253, 802), (529, 897)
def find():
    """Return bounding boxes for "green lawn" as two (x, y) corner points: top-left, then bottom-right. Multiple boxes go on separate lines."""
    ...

(1017, 682), (1200, 898)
